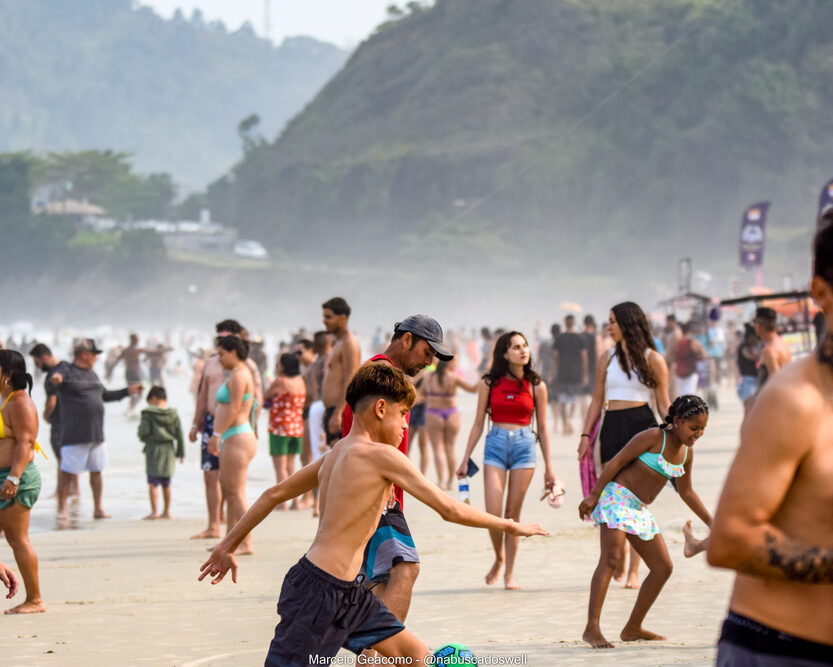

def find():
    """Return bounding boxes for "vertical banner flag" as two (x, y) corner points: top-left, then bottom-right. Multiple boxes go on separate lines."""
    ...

(739, 202), (769, 269)
(817, 178), (833, 228)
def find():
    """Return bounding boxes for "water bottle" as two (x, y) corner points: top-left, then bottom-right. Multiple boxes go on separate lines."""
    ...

(458, 481), (470, 504)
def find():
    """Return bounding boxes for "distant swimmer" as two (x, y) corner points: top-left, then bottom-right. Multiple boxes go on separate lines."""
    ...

(108, 333), (146, 415)
(319, 297), (361, 447)
(708, 223), (833, 665)
(145, 343), (173, 387)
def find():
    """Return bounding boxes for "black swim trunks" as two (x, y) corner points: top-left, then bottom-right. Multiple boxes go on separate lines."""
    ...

(716, 611), (833, 666)
(322, 405), (341, 446)
(265, 555), (404, 666)
(200, 413), (219, 471)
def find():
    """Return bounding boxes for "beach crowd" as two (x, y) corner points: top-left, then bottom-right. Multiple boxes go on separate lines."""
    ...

(0, 221), (831, 665)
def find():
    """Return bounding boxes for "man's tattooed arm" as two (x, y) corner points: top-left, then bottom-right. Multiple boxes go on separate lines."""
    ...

(762, 531), (833, 583)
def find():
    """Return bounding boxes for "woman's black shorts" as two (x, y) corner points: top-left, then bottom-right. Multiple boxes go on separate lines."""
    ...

(599, 404), (657, 464)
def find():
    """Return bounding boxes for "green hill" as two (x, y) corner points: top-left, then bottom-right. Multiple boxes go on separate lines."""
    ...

(0, 0), (347, 189)
(208, 0), (833, 286)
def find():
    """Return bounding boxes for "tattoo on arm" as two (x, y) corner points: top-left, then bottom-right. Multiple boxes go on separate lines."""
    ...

(764, 531), (833, 583)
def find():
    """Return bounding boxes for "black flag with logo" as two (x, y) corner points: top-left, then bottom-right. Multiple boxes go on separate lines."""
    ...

(739, 202), (769, 269)
(817, 178), (833, 228)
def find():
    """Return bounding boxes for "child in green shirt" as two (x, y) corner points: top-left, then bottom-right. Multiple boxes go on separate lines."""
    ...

(138, 386), (184, 519)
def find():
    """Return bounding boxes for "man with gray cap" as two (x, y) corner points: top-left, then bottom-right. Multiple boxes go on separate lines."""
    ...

(50, 339), (141, 519)
(340, 315), (454, 624)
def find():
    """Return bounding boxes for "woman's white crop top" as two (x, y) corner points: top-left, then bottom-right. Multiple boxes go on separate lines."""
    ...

(605, 348), (654, 403)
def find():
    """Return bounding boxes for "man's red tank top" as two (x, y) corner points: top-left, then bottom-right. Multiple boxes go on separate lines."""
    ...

(341, 354), (410, 507)
(489, 376), (534, 425)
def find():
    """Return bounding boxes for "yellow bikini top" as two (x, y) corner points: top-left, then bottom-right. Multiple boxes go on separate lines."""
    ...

(0, 391), (48, 460)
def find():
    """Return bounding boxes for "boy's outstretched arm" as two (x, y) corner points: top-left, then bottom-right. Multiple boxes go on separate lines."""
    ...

(380, 448), (548, 537)
(0, 561), (18, 599)
(199, 456), (326, 585)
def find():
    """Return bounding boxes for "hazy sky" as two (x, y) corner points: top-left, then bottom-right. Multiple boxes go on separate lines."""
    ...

(141, 0), (394, 48)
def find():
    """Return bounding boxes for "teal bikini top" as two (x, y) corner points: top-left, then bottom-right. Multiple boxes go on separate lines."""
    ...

(637, 430), (687, 479)
(216, 378), (252, 405)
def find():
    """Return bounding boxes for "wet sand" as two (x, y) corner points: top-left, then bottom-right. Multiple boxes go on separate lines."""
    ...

(3, 386), (741, 665)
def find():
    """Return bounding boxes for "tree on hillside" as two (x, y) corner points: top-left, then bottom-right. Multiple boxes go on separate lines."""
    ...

(36, 151), (174, 219)
(0, 154), (34, 237)
(238, 114), (265, 154)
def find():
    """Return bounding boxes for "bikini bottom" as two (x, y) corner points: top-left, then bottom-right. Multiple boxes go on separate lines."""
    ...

(425, 406), (458, 420)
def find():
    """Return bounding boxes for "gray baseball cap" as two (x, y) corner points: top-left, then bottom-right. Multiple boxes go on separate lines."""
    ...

(394, 315), (454, 361)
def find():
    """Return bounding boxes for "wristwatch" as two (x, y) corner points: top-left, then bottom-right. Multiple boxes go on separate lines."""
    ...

(6, 476), (20, 486)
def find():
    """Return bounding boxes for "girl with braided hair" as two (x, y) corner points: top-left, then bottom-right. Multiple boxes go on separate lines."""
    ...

(578, 394), (712, 649)
(578, 301), (671, 587)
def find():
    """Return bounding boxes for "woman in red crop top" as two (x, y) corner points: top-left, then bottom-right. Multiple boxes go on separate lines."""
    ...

(456, 331), (555, 590)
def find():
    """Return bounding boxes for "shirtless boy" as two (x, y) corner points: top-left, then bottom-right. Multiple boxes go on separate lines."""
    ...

(707, 223), (833, 665)
(200, 363), (547, 665)
(320, 297), (361, 445)
(752, 306), (792, 389)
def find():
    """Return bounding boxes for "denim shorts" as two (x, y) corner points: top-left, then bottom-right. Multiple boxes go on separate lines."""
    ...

(483, 426), (536, 470)
(737, 375), (758, 402)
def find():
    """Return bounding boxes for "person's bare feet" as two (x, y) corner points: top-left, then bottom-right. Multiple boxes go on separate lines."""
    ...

(160, 512), (171, 519)
(93, 510), (111, 519)
(5, 599), (46, 614)
(504, 575), (521, 590)
(191, 528), (221, 539)
(583, 627), (614, 648)
(624, 574), (641, 589)
(620, 626), (666, 642)
(683, 520), (706, 558)
(485, 558), (504, 585)
(142, 513), (159, 520)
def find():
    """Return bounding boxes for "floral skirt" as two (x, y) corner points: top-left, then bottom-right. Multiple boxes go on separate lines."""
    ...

(590, 481), (660, 541)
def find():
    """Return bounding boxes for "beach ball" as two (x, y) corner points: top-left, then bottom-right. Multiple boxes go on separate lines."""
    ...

(433, 642), (475, 665)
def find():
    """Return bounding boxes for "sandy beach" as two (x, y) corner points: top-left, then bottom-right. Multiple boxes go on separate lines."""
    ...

(2, 377), (741, 666)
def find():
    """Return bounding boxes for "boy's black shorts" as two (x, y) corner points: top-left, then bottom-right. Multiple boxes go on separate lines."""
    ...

(265, 555), (405, 667)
